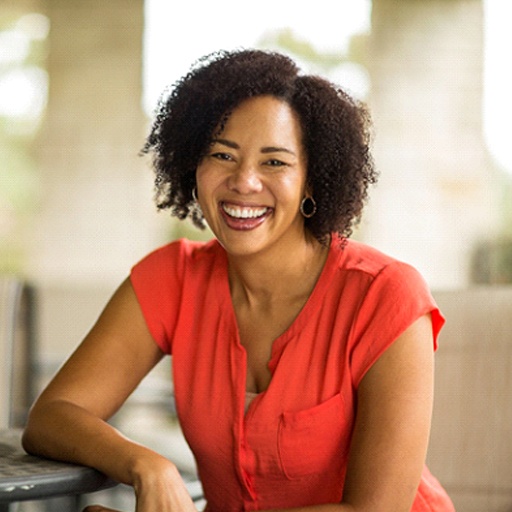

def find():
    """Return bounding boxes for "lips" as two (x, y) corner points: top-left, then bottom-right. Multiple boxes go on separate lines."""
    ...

(220, 202), (272, 230)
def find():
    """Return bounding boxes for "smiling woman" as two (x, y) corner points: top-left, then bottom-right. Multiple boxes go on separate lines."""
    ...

(23, 49), (455, 512)
(142, 49), (376, 245)
(195, 96), (308, 258)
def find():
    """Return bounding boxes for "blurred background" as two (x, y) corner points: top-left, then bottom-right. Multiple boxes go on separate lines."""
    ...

(2, 0), (512, 411)
(2, 0), (512, 290)
(1, 1), (512, 509)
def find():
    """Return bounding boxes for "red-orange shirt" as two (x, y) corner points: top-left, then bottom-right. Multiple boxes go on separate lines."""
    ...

(130, 237), (454, 512)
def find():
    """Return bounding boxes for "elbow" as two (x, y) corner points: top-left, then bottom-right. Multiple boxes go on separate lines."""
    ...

(21, 399), (62, 456)
(22, 423), (39, 456)
(21, 405), (44, 455)
(21, 427), (36, 455)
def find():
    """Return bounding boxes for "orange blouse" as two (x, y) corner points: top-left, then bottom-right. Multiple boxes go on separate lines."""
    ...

(130, 236), (454, 511)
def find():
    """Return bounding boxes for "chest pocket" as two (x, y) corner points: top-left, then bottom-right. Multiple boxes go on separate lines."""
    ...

(277, 393), (351, 480)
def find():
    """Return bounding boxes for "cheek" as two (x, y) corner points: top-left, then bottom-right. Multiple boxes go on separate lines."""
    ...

(196, 167), (219, 194)
(278, 174), (307, 201)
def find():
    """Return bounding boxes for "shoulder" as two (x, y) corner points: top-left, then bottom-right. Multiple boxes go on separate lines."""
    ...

(135, 237), (218, 263)
(130, 237), (222, 307)
(331, 238), (440, 334)
(339, 240), (444, 386)
(128, 238), (222, 354)
(132, 237), (220, 275)
(334, 238), (426, 291)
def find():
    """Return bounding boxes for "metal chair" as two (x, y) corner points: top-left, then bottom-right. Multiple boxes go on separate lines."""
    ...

(0, 277), (36, 430)
(0, 277), (36, 512)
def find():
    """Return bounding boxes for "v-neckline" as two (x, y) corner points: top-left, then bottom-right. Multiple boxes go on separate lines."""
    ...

(216, 236), (341, 393)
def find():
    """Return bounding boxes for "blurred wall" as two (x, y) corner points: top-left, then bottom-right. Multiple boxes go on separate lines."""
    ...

(22, 0), (497, 291)
(7, 0), (500, 367)
(28, 0), (164, 288)
(365, 0), (497, 289)
(10, 0), (172, 370)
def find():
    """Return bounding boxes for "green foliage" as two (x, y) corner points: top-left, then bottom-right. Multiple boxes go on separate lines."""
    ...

(258, 28), (345, 71)
(257, 26), (370, 73)
(471, 161), (512, 284)
(472, 239), (512, 284)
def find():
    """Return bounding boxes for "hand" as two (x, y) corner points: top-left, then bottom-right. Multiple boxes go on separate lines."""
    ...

(89, 457), (197, 512)
(132, 462), (198, 512)
(83, 475), (198, 512)
(82, 450), (197, 512)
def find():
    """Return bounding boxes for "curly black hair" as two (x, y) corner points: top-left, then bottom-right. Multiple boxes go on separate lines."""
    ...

(142, 48), (377, 242)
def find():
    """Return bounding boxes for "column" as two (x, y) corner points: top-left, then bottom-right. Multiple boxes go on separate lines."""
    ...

(30, 0), (164, 286)
(364, 0), (496, 288)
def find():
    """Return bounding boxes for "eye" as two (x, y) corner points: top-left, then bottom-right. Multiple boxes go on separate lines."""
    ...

(265, 159), (287, 168)
(210, 152), (233, 161)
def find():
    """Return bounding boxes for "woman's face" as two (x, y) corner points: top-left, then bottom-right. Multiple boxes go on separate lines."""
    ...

(196, 95), (309, 258)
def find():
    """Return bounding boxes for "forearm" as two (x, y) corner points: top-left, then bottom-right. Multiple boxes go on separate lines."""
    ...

(22, 399), (174, 487)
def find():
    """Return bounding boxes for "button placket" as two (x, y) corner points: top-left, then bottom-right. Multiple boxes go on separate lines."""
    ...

(239, 435), (257, 500)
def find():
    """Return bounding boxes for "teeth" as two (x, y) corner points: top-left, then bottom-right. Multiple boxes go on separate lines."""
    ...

(223, 204), (268, 219)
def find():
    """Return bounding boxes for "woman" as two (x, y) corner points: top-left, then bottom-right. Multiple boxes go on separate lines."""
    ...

(22, 49), (455, 511)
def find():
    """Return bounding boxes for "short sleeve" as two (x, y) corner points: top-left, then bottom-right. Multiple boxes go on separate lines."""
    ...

(349, 261), (445, 388)
(130, 241), (186, 354)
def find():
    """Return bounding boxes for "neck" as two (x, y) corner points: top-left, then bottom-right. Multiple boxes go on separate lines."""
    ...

(227, 233), (330, 307)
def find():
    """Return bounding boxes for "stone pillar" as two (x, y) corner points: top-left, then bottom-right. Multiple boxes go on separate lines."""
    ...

(364, 0), (496, 288)
(30, 0), (164, 286)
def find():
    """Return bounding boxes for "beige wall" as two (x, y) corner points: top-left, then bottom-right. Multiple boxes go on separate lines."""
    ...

(19, 0), (500, 373)
(429, 287), (512, 511)
(28, 0), (167, 287)
(365, 0), (497, 289)
(21, 0), (498, 291)
(5, 4), (511, 508)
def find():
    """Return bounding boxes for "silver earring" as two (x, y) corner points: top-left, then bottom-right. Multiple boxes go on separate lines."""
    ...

(191, 186), (203, 218)
(300, 196), (317, 218)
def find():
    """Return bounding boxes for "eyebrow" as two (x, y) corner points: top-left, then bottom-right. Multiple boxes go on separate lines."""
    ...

(212, 138), (297, 156)
(212, 138), (239, 150)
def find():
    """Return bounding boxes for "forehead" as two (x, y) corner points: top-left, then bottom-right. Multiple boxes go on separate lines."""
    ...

(218, 95), (303, 144)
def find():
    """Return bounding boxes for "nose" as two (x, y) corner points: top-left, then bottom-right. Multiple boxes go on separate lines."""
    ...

(227, 161), (263, 195)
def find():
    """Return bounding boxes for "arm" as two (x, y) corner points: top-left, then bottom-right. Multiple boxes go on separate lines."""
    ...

(22, 278), (197, 511)
(264, 314), (435, 512)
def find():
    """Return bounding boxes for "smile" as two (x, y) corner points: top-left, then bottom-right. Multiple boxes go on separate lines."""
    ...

(219, 202), (272, 231)
(222, 203), (269, 219)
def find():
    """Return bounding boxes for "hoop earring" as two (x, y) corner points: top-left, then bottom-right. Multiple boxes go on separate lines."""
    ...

(191, 186), (203, 220)
(300, 196), (317, 218)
